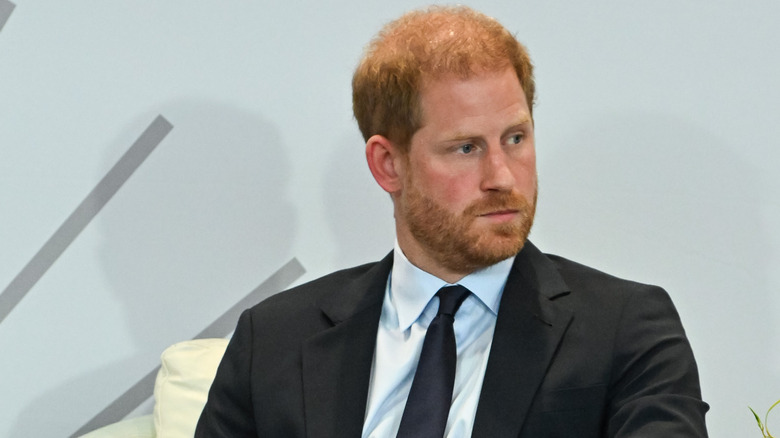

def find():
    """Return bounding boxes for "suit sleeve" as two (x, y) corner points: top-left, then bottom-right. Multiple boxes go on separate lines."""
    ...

(195, 309), (258, 438)
(606, 286), (709, 437)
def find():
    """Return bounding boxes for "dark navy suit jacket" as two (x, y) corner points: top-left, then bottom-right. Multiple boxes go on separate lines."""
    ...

(196, 241), (708, 437)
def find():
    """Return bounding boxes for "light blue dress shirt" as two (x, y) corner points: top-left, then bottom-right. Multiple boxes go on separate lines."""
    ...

(361, 242), (514, 438)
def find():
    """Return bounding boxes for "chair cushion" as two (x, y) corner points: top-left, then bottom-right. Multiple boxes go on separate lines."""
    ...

(153, 338), (228, 438)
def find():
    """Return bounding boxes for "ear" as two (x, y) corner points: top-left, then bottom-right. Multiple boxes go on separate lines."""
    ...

(365, 134), (405, 194)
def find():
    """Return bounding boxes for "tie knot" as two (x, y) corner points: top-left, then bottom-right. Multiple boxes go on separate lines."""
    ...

(435, 285), (471, 317)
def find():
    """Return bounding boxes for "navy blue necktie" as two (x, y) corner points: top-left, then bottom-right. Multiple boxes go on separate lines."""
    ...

(396, 285), (471, 438)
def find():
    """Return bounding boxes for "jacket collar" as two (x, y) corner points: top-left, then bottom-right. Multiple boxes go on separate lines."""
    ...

(472, 241), (573, 437)
(301, 252), (392, 438)
(300, 242), (573, 438)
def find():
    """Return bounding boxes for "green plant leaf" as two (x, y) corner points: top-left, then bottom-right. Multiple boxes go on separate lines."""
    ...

(765, 399), (780, 438)
(751, 407), (767, 437)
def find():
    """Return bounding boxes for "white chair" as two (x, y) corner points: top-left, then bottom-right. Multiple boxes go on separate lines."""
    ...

(80, 338), (228, 438)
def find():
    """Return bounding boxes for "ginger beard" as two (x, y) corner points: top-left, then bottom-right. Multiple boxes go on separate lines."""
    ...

(400, 173), (537, 274)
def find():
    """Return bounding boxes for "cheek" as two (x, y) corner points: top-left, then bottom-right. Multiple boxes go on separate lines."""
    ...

(440, 176), (482, 212)
(514, 163), (537, 184)
(417, 167), (476, 211)
(513, 152), (537, 189)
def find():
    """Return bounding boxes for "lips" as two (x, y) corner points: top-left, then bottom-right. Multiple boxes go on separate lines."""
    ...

(480, 209), (518, 217)
(478, 209), (519, 223)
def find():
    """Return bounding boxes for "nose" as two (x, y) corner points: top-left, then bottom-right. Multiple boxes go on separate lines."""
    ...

(480, 145), (515, 192)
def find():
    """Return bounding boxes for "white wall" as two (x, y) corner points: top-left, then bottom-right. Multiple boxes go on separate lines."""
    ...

(1, 1), (777, 436)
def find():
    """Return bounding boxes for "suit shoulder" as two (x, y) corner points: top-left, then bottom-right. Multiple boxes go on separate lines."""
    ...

(544, 252), (667, 298)
(246, 260), (383, 316)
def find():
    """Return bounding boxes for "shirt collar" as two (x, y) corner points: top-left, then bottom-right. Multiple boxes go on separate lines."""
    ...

(390, 240), (514, 331)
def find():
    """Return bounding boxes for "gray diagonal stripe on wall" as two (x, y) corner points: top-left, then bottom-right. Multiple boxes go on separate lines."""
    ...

(70, 258), (306, 437)
(0, 115), (173, 324)
(0, 0), (15, 32)
(194, 258), (306, 339)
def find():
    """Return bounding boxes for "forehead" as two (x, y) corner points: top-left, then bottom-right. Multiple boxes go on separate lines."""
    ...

(416, 67), (531, 132)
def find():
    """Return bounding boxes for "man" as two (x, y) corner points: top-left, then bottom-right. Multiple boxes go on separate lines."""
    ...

(196, 6), (708, 437)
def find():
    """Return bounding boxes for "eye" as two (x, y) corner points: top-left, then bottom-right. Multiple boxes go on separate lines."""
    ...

(507, 133), (524, 145)
(458, 143), (475, 154)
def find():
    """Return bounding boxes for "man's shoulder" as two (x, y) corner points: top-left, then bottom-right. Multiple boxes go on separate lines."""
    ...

(514, 242), (668, 313)
(246, 254), (392, 317)
(287, 259), (385, 295)
(534, 250), (673, 316)
(545, 253), (658, 291)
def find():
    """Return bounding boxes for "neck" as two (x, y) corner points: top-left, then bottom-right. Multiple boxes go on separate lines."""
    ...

(396, 232), (471, 284)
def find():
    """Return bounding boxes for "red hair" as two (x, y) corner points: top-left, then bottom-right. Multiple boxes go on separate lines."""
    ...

(352, 6), (535, 150)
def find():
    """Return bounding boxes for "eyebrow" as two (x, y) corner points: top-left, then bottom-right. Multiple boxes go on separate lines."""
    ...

(501, 117), (533, 137)
(512, 113), (533, 127)
(445, 115), (533, 142)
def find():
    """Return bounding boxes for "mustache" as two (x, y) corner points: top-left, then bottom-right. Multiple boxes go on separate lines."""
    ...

(463, 191), (528, 216)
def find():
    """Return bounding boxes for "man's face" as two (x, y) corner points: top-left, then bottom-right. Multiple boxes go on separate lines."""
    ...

(395, 66), (537, 280)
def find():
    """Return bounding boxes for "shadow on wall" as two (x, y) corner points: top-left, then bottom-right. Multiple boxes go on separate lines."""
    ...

(537, 109), (776, 435)
(10, 100), (297, 437)
(322, 130), (395, 268)
(98, 100), (297, 347)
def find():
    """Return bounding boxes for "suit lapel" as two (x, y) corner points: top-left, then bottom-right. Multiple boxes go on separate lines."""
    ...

(301, 254), (392, 438)
(472, 242), (573, 438)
